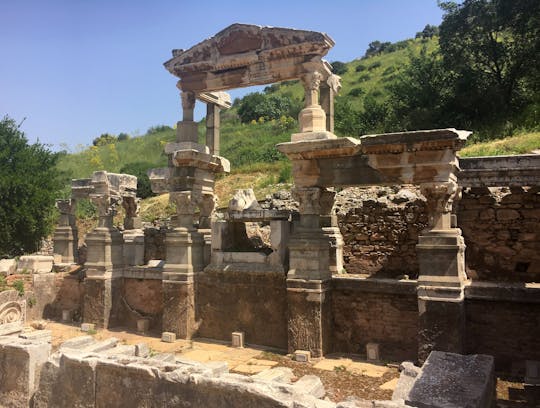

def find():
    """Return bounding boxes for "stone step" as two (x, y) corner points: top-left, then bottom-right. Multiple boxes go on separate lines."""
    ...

(19, 330), (52, 342)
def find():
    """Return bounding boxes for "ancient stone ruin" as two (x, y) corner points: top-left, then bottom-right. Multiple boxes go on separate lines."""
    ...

(1, 23), (539, 407)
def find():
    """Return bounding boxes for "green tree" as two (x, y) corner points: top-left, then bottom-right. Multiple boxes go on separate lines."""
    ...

(0, 116), (63, 256)
(92, 133), (117, 146)
(330, 61), (347, 75)
(237, 92), (300, 123)
(388, 48), (451, 130)
(439, 0), (540, 122)
(120, 162), (155, 199)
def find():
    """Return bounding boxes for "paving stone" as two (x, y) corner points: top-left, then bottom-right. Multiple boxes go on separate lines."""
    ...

(348, 362), (388, 378)
(379, 378), (399, 390)
(233, 364), (270, 375)
(313, 358), (352, 371)
(253, 367), (294, 383)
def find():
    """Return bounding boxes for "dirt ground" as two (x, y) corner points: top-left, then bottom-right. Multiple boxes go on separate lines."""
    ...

(36, 321), (540, 406)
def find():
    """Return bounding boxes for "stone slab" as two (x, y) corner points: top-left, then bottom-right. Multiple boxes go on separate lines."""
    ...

(0, 258), (17, 276)
(405, 351), (495, 408)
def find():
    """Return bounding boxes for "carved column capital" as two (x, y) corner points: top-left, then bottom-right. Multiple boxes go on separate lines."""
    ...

(122, 196), (141, 230)
(301, 71), (323, 107)
(293, 187), (335, 216)
(91, 194), (120, 228)
(197, 193), (217, 229)
(420, 182), (459, 231)
(56, 199), (76, 227)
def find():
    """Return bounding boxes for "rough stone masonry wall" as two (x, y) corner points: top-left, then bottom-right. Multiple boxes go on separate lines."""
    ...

(457, 186), (540, 282)
(335, 186), (428, 279)
(196, 266), (288, 349)
(331, 277), (418, 361)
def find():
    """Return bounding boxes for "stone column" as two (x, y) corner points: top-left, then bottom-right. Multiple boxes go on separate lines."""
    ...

(53, 199), (78, 264)
(297, 71), (326, 134)
(286, 186), (342, 357)
(320, 74), (341, 134)
(416, 180), (467, 362)
(84, 194), (123, 328)
(205, 103), (220, 156)
(162, 191), (204, 339)
(177, 90), (198, 143)
(122, 196), (144, 266)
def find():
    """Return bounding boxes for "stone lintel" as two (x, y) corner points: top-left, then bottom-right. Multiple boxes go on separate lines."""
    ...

(277, 136), (359, 160)
(459, 154), (540, 188)
(359, 128), (470, 154)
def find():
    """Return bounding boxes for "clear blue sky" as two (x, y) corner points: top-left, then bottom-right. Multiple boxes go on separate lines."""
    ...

(1, 0), (444, 151)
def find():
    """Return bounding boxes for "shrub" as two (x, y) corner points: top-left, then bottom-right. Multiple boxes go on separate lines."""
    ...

(355, 64), (366, 72)
(368, 61), (382, 70)
(120, 162), (156, 199)
(0, 116), (63, 256)
(330, 61), (348, 75)
(348, 87), (365, 97)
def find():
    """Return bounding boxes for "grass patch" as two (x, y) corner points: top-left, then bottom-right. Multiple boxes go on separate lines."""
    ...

(460, 132), (540, 157)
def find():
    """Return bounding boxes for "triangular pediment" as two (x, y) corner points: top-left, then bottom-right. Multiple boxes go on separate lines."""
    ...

(164, 24), (334, 86)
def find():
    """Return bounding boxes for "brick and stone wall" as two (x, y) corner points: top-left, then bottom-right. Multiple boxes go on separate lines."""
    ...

(331, 277), (418, 361)
(196, 266), (288, 349)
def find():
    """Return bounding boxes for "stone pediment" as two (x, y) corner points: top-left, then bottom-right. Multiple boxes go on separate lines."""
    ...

(164, 24), (334, 93)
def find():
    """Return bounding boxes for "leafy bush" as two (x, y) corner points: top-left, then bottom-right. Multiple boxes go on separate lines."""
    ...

(355, 64), (366, 72)
(237, 92), (301, 124)
(368, 61), (382, 70)
(117, 133), (130, 141)
(330, 61), (348, 75)
(12, 279), (24, 296)
(120, 162), (156, 199)
(0, 116), (63, 256)
(348, 87), (365, 97)
(92, 133), (116, 146)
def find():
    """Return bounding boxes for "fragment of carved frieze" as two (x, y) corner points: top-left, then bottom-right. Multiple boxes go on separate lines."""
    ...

(0, 290), (26, 335)
(198, 193), (217, 218)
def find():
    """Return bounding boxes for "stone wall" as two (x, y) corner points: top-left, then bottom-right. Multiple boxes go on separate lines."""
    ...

(143, 226), (167, 263)
(457, 186), (540, 282)
(196, 266), (288, 349)
(331, 277), (418, 361)
(335, 187), (427, 279)
(464, 282), (540, 374)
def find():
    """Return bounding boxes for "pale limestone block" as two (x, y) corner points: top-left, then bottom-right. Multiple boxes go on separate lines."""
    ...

(136, 318), (149, 333)
(231, 331), (245, 348)
(17, 255), (54, 274)
(366, 342), (380, 361)
(294, 350), (311, 362)
(0, 258), (17, 276)
(81, 323), (95, 332)
(161, 331), (176, 343)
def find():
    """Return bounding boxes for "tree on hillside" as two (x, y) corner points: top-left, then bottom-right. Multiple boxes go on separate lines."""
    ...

(237, 92), (301, 123)
(92, 133), (117, 146)
(439, 0), (540, 121)
(120, 162), (155, 199)
(0, 116), (63, 256)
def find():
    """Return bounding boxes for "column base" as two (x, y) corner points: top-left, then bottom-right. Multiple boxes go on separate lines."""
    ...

(417, 285), (465, 363)
(286, 279), (332, 357)
(162, 279), (196, 339)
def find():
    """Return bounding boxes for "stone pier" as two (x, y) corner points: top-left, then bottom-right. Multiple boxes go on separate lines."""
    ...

(53, 199), (78, 264)
(149, 90), (231, 339)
